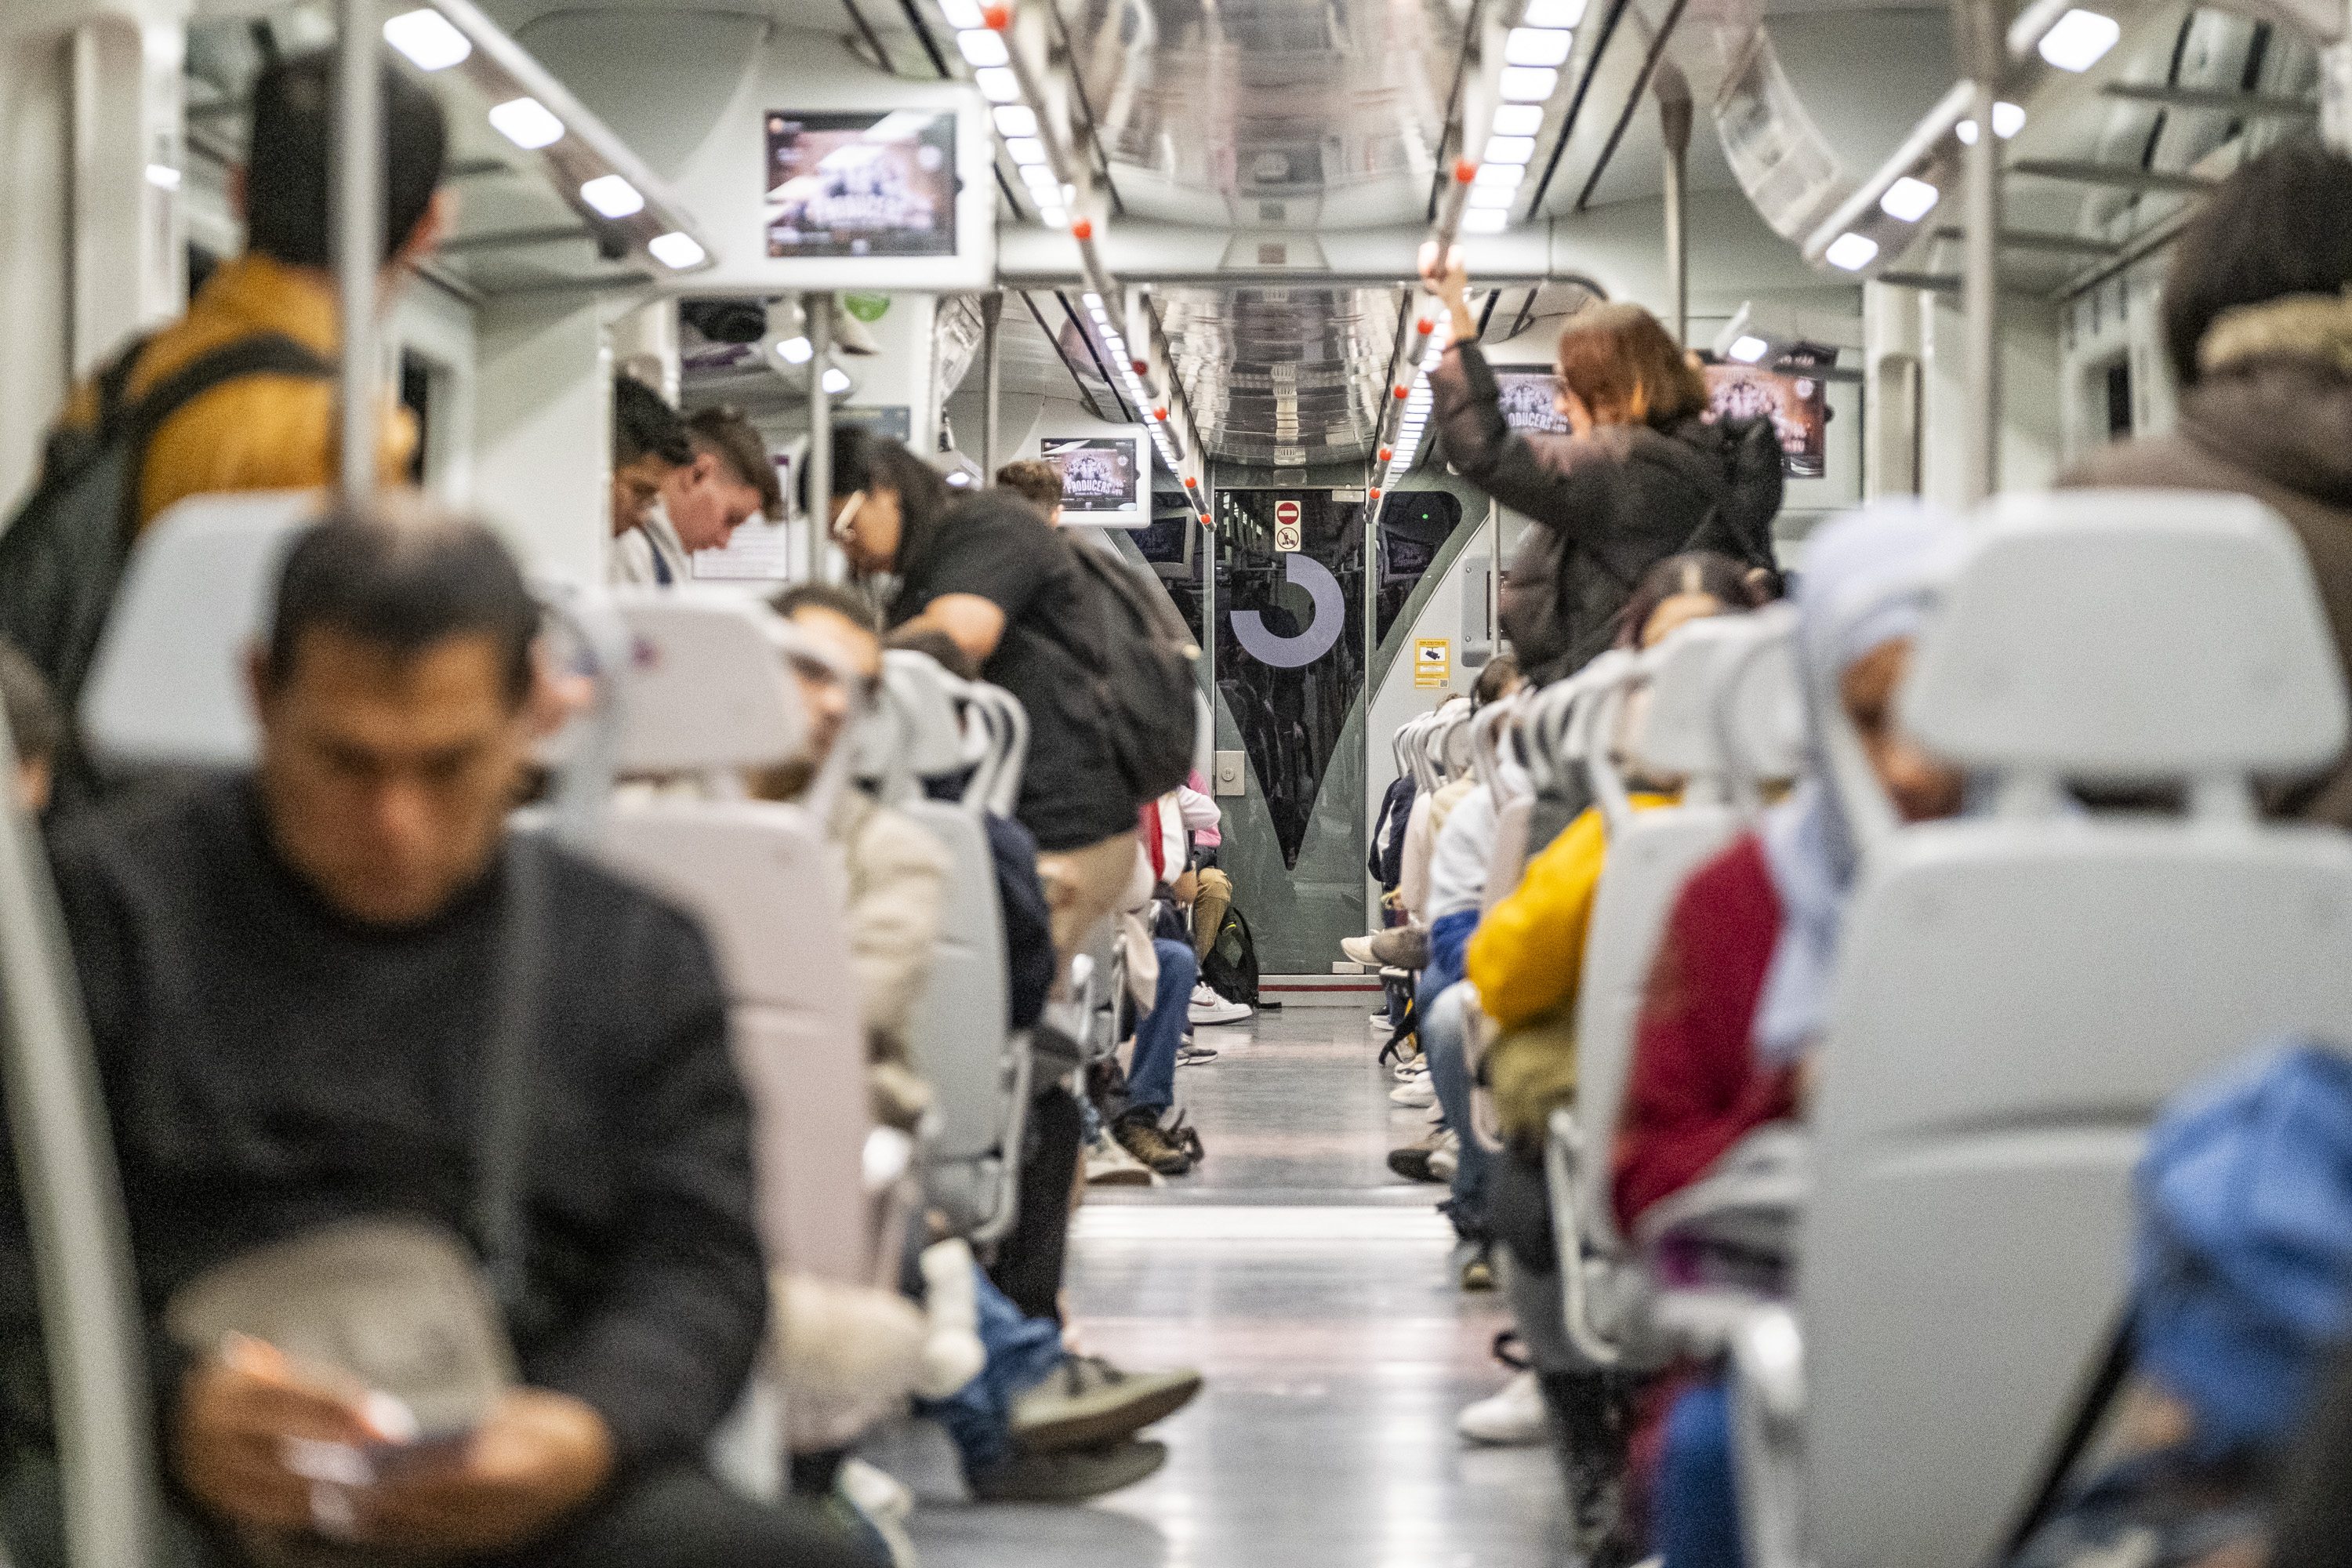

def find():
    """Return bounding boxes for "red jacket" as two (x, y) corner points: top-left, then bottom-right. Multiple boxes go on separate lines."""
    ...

(1613, 833), (1799, 1234)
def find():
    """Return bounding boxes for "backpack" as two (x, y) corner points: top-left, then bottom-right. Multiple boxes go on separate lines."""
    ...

(0, 332), (334, 717)
(1064, 543), (1200, 805)
(1200, 905), (1260, 1009)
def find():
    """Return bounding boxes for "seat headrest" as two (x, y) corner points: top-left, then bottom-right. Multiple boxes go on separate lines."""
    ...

(1632, 610), (1805, 782)
(80, 492), (315, 768)
(1903, 492), (2349, 779)
(863, 650), (971, 783)
(615, 595), (805, 773)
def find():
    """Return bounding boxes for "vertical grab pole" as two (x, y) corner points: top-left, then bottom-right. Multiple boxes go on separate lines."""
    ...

(804, 293), (834, 583)
(1657, 63), (1693, 348)
(981, 292), (1004, 478)
(0, 703), (160, 1568)
(334, 0), (383, 506)
(1956, 0), (2002, 506)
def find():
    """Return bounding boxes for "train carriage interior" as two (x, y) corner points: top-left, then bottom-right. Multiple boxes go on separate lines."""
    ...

(6, 0), (2352, 1563)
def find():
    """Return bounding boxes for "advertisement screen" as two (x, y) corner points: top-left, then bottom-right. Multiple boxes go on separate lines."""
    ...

(764, 111), (957, 260)
(1042, 437), (1145, 520)
(1493, 371), (1572, 436)
(1704, 363), (1829, 478)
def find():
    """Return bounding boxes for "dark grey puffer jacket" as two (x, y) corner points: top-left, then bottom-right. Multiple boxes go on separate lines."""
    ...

(1429, 339), (1784, 683)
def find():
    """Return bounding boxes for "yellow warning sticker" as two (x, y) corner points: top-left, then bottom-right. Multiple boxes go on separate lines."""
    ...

(1414, 637), (1450, 688)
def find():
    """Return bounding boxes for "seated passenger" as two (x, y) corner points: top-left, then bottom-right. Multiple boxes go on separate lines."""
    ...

(2, 503), (865, 1566)
(763, 583), (953, 1132)
(2063, 143), (2352, 829)
(607, 377), (695, 586)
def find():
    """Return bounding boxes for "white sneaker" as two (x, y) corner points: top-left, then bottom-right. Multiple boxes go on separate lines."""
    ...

(1457, 1370), (1548, 1446)
(839, 1457), (915, 1521)
(1391, 1072), (1436, 1109)
(1189, 983), (1253, 1026)
(1429, 1129), (1460, 1181)
(1086, 1134), (1159, 1187)
(1340, 935), (1381, 966)
(1391, 1054), (1425, 1082)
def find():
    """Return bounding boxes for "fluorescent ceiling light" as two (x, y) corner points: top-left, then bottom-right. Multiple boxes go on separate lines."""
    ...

(2038, 8), (2120, 71)
(1880, 175), (1939, 221)
(579, 174), (644, 219)
(1728, 334), (1769, 363)
(1824, 231), (1879, 270)
(383, 9), (470, 71)
(1468, 185), (1515, 208)
(1037, 206), (1068, 227)
(940, 0), (985, 25)
(1504, 27), (1574, 66)
(1462, 208), (1510, 233)
(1523, 0), (1588, 26)
(648, 231), (705, 269)
(1483, 136), (1537, 165)
(776, 336), (814, 364)
(957, 28), (1010, 67)
(1491, 103), (1546, 136)
(1006, 136), (1047, 165)
(145, 163), (181, 191)
(1498, 67), (1559, 101)
(993, 103), (1039, 137)
(488, 96), (564, 151)
(1994, 100), (2027, 137)
(822, 367), (852, 395)
(976, 66), (1021, 100)
(1019, 162), (1060, 191)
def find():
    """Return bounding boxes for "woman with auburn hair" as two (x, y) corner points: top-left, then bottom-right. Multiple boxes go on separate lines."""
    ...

(1423, 248), (1784, 684)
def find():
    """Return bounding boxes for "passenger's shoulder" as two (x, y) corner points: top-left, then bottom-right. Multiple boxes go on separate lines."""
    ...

(48, 772), (251, 884)
(2056, 431), (2211, 491)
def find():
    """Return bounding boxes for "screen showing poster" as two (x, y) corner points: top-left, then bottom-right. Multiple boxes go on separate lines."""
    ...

(1704, 363), (1829, 478)
(1042, 434), (1147, 525)
(764, 111), (957, 260)
(1493, 371), (1571, 435)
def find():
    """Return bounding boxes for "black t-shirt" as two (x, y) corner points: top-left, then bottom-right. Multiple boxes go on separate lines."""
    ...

(888, 494), (1136, 851)
(4, 775), (765, 1469)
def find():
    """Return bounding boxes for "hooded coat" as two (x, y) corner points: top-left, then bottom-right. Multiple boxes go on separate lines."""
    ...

(2063, 298), (2352, 828)
(1429, 339), (1785, 684)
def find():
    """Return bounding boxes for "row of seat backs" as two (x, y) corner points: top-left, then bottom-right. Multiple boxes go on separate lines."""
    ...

(1795, 493), (2352, 1568)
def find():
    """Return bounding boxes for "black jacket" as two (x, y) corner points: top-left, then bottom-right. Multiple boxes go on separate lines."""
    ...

(4, 776), (766, 1473)
(1431, 339), (1784, 682)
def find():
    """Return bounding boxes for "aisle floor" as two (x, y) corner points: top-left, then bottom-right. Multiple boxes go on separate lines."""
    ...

(893, 1004), (1573, 1568)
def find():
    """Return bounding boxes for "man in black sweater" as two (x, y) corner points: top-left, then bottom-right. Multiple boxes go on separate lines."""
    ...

(0, 503), (862, 1566)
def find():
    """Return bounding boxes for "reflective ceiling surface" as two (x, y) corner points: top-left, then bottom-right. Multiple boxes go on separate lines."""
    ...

(1159, 286), (1406, 465)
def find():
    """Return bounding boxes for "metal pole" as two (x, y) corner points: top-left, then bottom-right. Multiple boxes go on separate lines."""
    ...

(981, 291), (1004, 477)
(0, 702), (160, 1568)
(334, 0), (383, 506)
(1656, 64), (1693, 348)
(1960, 75), (2001, 504)
(804, 292), (833, 583)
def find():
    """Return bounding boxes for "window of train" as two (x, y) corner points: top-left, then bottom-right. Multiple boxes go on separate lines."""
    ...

(2104, 358), (2134, 441)
(399, 351), (433, 485)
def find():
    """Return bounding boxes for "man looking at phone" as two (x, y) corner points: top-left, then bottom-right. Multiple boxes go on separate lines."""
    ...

(0, 501), (863, 1566)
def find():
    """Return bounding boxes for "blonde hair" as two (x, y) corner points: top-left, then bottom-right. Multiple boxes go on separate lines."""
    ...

(1555, 303), (1709, 430)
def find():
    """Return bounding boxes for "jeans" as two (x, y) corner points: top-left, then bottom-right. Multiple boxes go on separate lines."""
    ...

(1657, 1378), (1744, 1568)
(918, 1265), (1065, 1479)
(1125, 938), (1195, 1119)
(1423, 980), (1491, 1235)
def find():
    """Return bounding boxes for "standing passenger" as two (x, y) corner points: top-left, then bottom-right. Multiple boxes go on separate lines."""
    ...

(1420, 249), (1782, 684)
(0, 502), (866, 1568)
(606, 378), (694, 585)
(993, 459), (1066, 526)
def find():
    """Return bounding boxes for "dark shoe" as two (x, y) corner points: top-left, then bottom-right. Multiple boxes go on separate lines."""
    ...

(970, 1439), (1169, 1502)
(1388, 1131), (1446, 1183)
(1164, 1109), (1206, 1165)
(1114, 1112), (1193, 1176)
(1537, 1370), (1635, 1555)
(1011, 1354), (1203, 1453)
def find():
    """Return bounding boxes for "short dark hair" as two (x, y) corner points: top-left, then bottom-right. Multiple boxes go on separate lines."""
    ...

(0, 642), (60, 768)
(994, 459), (1063, 513)
(804, 426), (951, 535)
(887, 626), (978, 681)
(2163, 142), (2352, 387)
(771, 581), (880, 635)
(267, 499), (539, 706)
(1612, 550), (1776, 648)
(1472, 652), (1521, 708)
(615, 377), (692, 470)
(688, 406), (782, 521)
(244, 51), (448, 268)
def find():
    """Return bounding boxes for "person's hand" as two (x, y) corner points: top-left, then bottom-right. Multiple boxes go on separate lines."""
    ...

(357, 1388), (615, 1555)
(1417, 241), (1477, 343)
(173, 1335), (387, 1539)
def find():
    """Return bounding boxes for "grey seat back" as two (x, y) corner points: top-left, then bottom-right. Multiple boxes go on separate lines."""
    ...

(1798, 492), (2352, 1568)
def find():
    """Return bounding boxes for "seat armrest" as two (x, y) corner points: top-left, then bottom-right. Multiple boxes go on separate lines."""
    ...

(1727, 1302), (1809, 1568)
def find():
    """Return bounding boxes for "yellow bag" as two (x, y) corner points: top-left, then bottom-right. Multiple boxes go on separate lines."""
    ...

(1486, 1008), (1581, 1149)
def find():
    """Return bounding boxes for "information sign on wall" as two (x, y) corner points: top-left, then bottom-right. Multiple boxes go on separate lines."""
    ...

(1414, 637), (1451, 688)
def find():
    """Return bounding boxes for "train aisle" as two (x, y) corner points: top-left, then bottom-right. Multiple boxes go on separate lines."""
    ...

(897, 1005), (1574, 1568)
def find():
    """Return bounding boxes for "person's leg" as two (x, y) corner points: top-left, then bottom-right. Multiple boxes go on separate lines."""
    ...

(1035, 833), (1140, 993)
(919, 1267), (1065, 1480)
(1125, 938), (1194, 1119)
(1655, 1379), (1743, 1568)
(986, 1083), (1082, 1322)
(1423, 982), (1491, 1232)
(495, 1463), (872, 1568)
(1190, 866), (1232, 964)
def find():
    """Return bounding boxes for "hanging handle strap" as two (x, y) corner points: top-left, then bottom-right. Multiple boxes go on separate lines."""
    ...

(471, 834), (550, 1316)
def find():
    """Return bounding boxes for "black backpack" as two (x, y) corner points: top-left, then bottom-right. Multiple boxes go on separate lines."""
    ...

(1064, 543), (1201, 805)
(1200, 905), (1261, 1010)
(0, 332), (333, 717)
